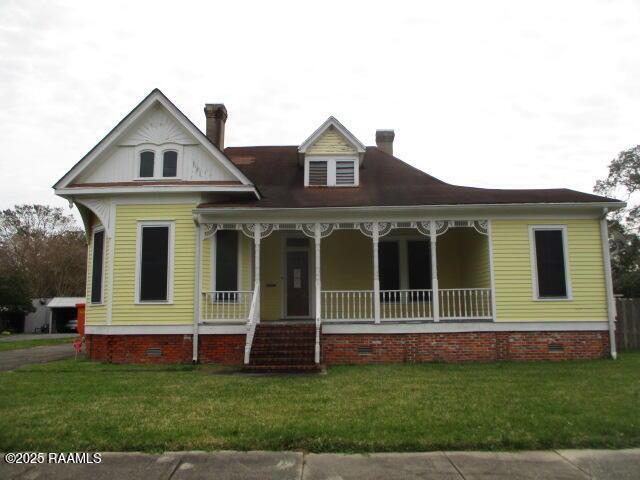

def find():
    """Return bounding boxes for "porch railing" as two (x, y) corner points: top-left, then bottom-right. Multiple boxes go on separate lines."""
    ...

(322, 290), (375, 321)
(439, 288), (492, 320)
(321, 288), (492, 321)
(380, 290), (434, 320)
(201, 291), (254, 322)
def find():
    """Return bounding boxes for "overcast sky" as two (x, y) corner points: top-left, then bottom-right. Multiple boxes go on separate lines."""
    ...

(1, 0), (640, 218)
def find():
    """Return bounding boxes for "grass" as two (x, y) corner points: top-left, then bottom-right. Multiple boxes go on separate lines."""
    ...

(0, 337), (76, 352)
(0, 354), (639, 453)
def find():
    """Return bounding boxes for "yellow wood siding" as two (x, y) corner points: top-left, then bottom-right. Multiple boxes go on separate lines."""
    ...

(491, 218), (607, 321)
(306, 126), (357, 154)
(111, 204), (196, 324)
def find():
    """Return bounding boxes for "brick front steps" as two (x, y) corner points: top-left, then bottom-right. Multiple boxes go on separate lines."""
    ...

(244, 323), (322, 373)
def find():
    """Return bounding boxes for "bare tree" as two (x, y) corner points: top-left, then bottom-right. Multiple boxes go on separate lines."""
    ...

(0, 205), (87, 298)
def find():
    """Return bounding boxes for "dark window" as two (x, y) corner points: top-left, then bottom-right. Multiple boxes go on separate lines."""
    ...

(90, 230), (105, 303)
(216, 231), (238, 292)
(139, 226), (169, 301)
(139, 151), (155, 177)
(379, 241), (400, 291)
(407, 240), (431, 289)
(534, 229), (568, 298)
(308, 161), (328, 186)
(163, 151), (177, 177)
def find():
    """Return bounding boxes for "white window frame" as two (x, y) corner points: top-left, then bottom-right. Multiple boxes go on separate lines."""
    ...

(134, 144), (183, 180)
(210, 231), (243, 293)
(304, 155), (359, 187)
(90, 226), (106, 305)
(135, 221), (175, 304)
(529, 225), (572, 301)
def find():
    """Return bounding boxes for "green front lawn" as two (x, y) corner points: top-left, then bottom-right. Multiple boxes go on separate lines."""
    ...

(0, 337), (76, 352)
(1, 354), (639, 452)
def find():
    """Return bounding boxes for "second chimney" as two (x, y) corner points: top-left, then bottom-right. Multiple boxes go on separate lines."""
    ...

(204, 103), (228, 149)
(376, 129), (395, 156)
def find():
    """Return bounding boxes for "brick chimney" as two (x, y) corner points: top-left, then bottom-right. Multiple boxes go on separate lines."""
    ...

(204, 104), (228, 149)
(376, 129), (395, 156)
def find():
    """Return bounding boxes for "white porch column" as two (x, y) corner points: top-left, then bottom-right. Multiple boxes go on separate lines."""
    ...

(314, 223), (322, 363)
(372, 222), (381, 323)
(192, 223), (202, 362)
(254, 223), (261, 320)
(430, 221), (440, 322)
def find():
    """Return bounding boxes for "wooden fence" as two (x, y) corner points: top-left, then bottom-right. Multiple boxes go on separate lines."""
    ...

(616, 298), (640, 350)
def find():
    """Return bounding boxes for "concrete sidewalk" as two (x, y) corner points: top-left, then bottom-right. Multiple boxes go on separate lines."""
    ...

(1, 449), (638, 479)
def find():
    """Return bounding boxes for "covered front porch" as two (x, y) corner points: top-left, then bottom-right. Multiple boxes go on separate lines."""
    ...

(198, 220), (494, 325)
(194, 220), (495, 364)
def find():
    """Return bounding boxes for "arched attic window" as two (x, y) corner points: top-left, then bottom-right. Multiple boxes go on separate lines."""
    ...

(139, 151), (155, 178)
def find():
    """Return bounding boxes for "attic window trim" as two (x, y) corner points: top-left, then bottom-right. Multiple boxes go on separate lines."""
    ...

(134, 144), (183, 181)
(304, 156), (359, 187)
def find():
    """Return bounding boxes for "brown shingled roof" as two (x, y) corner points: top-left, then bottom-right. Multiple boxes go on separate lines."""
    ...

(196, 146), (618, 209)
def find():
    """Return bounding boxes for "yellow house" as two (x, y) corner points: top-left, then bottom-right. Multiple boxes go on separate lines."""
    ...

(53, 89), (624, 370)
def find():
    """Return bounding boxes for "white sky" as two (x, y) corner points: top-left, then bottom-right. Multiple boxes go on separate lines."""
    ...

(1, 0), (640, 218)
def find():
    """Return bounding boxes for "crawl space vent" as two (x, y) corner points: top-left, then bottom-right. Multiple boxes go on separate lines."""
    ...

(548, 343), (564, 353)
(146, 347), (162, 357)
(358, 346), (373, 356)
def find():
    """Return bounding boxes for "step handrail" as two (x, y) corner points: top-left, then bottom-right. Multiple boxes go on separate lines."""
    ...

(243, 284), (260, 364)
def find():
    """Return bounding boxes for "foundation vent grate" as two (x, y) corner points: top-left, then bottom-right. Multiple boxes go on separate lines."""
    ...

(358, 346), (373, 355)
(146, 347), (162, 357)
(548, 343), (564, 353)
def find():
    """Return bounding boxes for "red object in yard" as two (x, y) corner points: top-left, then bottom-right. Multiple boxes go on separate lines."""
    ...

(76, 303), (85, 336)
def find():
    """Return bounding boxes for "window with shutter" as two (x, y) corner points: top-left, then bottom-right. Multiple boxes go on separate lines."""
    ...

(138, 224), (172, 302)
(308, 160), (328, 186)
(91, 229), (105, 303)
(336, 161), (355, 185)
(531, 227), (570, 299)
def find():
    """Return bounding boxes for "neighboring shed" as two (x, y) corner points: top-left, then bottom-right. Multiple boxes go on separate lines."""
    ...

(46, 297), (84, 333)
(23, 298), (52, 333)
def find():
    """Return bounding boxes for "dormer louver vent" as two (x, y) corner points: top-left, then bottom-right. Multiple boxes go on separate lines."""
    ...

(336, 161), (355, 185)
(308, 161), (328, 186)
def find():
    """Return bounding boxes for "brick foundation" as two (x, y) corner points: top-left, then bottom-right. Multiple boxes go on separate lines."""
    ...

(321, 331), (610, 364)
(85, 334), (246, 365)
(85, 330), (610, 365)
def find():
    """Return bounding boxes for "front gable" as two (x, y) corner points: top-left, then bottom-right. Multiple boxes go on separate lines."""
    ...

(54, 89), (253, 190)
(306, 126), (358, 155)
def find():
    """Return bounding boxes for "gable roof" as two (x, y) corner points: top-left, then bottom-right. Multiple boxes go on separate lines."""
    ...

(196, 146), (622, 209)
(298, 116), (366, 154)
(53, 89), (254, 190)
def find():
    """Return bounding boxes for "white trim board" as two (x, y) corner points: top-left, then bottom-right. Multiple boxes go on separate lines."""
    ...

(85, 324), (247, 335)
(85, 321), (608, 336)
(322, 321), (609, 334)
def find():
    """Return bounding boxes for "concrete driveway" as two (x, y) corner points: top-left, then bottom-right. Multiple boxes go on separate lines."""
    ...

(1, 449), (638, 479)
(0, 343), (76, 372)
(0, 334), (76, 343)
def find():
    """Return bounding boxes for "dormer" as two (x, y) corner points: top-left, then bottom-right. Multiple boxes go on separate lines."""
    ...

(298, 117), (366, 187)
